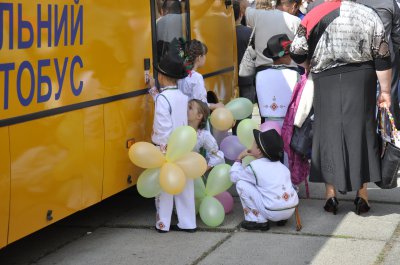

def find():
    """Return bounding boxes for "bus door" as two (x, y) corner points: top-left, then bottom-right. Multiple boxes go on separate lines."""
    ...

(189, 0), (236, 102)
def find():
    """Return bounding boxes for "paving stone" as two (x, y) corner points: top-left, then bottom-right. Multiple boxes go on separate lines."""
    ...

(35, 228), (228, 265)
(0, 226), (87, 265)
(298, 179), (400, 204)
(383, 240), (400, 265)
(271, 199), (400, 241)
(198, 233), (385, 265)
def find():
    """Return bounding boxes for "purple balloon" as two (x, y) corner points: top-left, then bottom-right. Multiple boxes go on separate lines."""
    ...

(260, 120), (282, 135)
(215, 191), (234, 214)
(220, 135), (246, 160)
(212, 129), (232, 147)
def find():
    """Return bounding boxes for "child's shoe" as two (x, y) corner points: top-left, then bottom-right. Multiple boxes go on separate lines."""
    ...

(240, 221), (270, 231)
(155, 227), (168, 233)
(170, 224), (197, 233)
(276, 220), (288, 226)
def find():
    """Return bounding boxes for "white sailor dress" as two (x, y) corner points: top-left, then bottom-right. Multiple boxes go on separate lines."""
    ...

(230, 157), (299, 223)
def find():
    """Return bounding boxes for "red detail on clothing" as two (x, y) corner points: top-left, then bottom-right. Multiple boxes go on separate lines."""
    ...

(302, 1), (341, 38)
(282, 192), (290, 201)
(252, 209), (260, 217)
(158, 222), (165, 229)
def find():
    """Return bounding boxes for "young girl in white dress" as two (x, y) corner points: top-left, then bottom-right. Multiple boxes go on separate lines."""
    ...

(188, 99), (225, 168)
(179, 40), (224, 110)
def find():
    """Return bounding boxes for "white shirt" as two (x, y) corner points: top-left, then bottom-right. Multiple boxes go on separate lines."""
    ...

(245, 7), (300, 67)
(151, 88), (188, 147)
(256, 67), (299, 118)
(230, 158), (299, 210)
(178, 71), (208, 104)
(194, 129), (225, 167)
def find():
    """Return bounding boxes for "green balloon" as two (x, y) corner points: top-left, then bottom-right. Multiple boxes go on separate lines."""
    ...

(199, 196), (225, 227)
(137, 168), (161, 198)
(237, 119), (258, 148)
(194, 178), (206, 200)
(166, 126), (197, 162)
(195, 197), (202, 215)
(242, 155), (256, 166)
(225, 97), (253, 120)
(205, 164), (232, 196)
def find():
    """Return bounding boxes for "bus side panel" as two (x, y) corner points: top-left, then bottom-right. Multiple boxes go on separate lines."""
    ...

(0, 127), (10, 248)
(99, 1), (153, 199)
(103, 96), (154, 199)
(190, 0), (236, 102)
(8, 112), (84, 243)
(82, 105), (104, 207)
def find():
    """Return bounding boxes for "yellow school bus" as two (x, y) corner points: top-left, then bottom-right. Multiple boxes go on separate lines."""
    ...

(0, 0), (237, 247)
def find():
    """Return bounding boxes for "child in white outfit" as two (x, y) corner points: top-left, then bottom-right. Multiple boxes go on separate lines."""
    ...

(149, 42), (196, 233)
(230, 129), (299, 230)
(188, 99), (225, 169)
(178, 40), (223, 110)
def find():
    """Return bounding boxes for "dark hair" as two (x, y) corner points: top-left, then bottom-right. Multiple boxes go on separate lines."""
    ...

(276, 0), (302, 7)
(189, 99), (210, 130)
(185, 39), (208, 68)
(233, 1), (241, 21)
(162, 0), (182, 14)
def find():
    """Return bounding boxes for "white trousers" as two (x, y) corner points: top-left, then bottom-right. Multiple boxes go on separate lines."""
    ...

(236, 180), (295, 223)
(155, 179), (196, 231)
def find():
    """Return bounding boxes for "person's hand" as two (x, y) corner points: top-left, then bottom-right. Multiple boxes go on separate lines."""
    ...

(210, 102), (224, 111)
(378, 91), (391, 109)
(237, 149), (250, 160)
(146, 75), (155, 89)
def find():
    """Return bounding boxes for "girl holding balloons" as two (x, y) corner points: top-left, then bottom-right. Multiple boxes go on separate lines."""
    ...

(188, 99), (225, 169)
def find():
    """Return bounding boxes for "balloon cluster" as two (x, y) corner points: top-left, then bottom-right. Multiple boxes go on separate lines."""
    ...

(129, 126), (207, 197)
(210, 97), (283, 165)
(210, 97), (253, 131)
(194, 164), (233, 227)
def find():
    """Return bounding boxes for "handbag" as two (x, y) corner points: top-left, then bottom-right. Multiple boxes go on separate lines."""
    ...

(290, 108), (313, 159)
(239, 26), (256, 77)
(376, 108), (400, 189)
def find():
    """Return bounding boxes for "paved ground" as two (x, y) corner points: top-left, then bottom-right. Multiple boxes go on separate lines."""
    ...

(0, 179), (399, 265)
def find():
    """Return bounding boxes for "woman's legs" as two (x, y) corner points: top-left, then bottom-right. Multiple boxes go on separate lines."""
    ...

(357, 183), (368, 203)
(325, 183), (336, 199)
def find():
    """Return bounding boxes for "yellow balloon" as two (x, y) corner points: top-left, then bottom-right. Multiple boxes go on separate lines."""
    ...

(166, 126), (197, 162)
(159, 163), (186, 195)
(128, 142), (165, 169)
(175, 152), (207, 179)
(237, 119), (258, 148)
(210, 108), (234, 131)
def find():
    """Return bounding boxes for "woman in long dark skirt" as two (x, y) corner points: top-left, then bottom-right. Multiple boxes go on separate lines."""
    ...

(290, 0), (392, 215)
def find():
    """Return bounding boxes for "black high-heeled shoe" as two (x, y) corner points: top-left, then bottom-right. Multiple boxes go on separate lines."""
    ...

(324, 197), (339, 215)
(354, 197), (370, 215)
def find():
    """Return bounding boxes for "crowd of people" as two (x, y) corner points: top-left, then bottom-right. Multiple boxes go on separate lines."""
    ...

(146, 0), (399, 233)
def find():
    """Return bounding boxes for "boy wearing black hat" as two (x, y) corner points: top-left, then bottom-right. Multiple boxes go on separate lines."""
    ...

(256, 34), (300, 130)
(148, 40), (197, 233)
(230, 129), (299, 230)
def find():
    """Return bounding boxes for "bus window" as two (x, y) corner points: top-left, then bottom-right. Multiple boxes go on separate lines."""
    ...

(153, 0), (189, 63)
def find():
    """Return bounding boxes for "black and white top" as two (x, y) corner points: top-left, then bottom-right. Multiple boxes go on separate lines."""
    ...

(290, 0), (391, 73)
